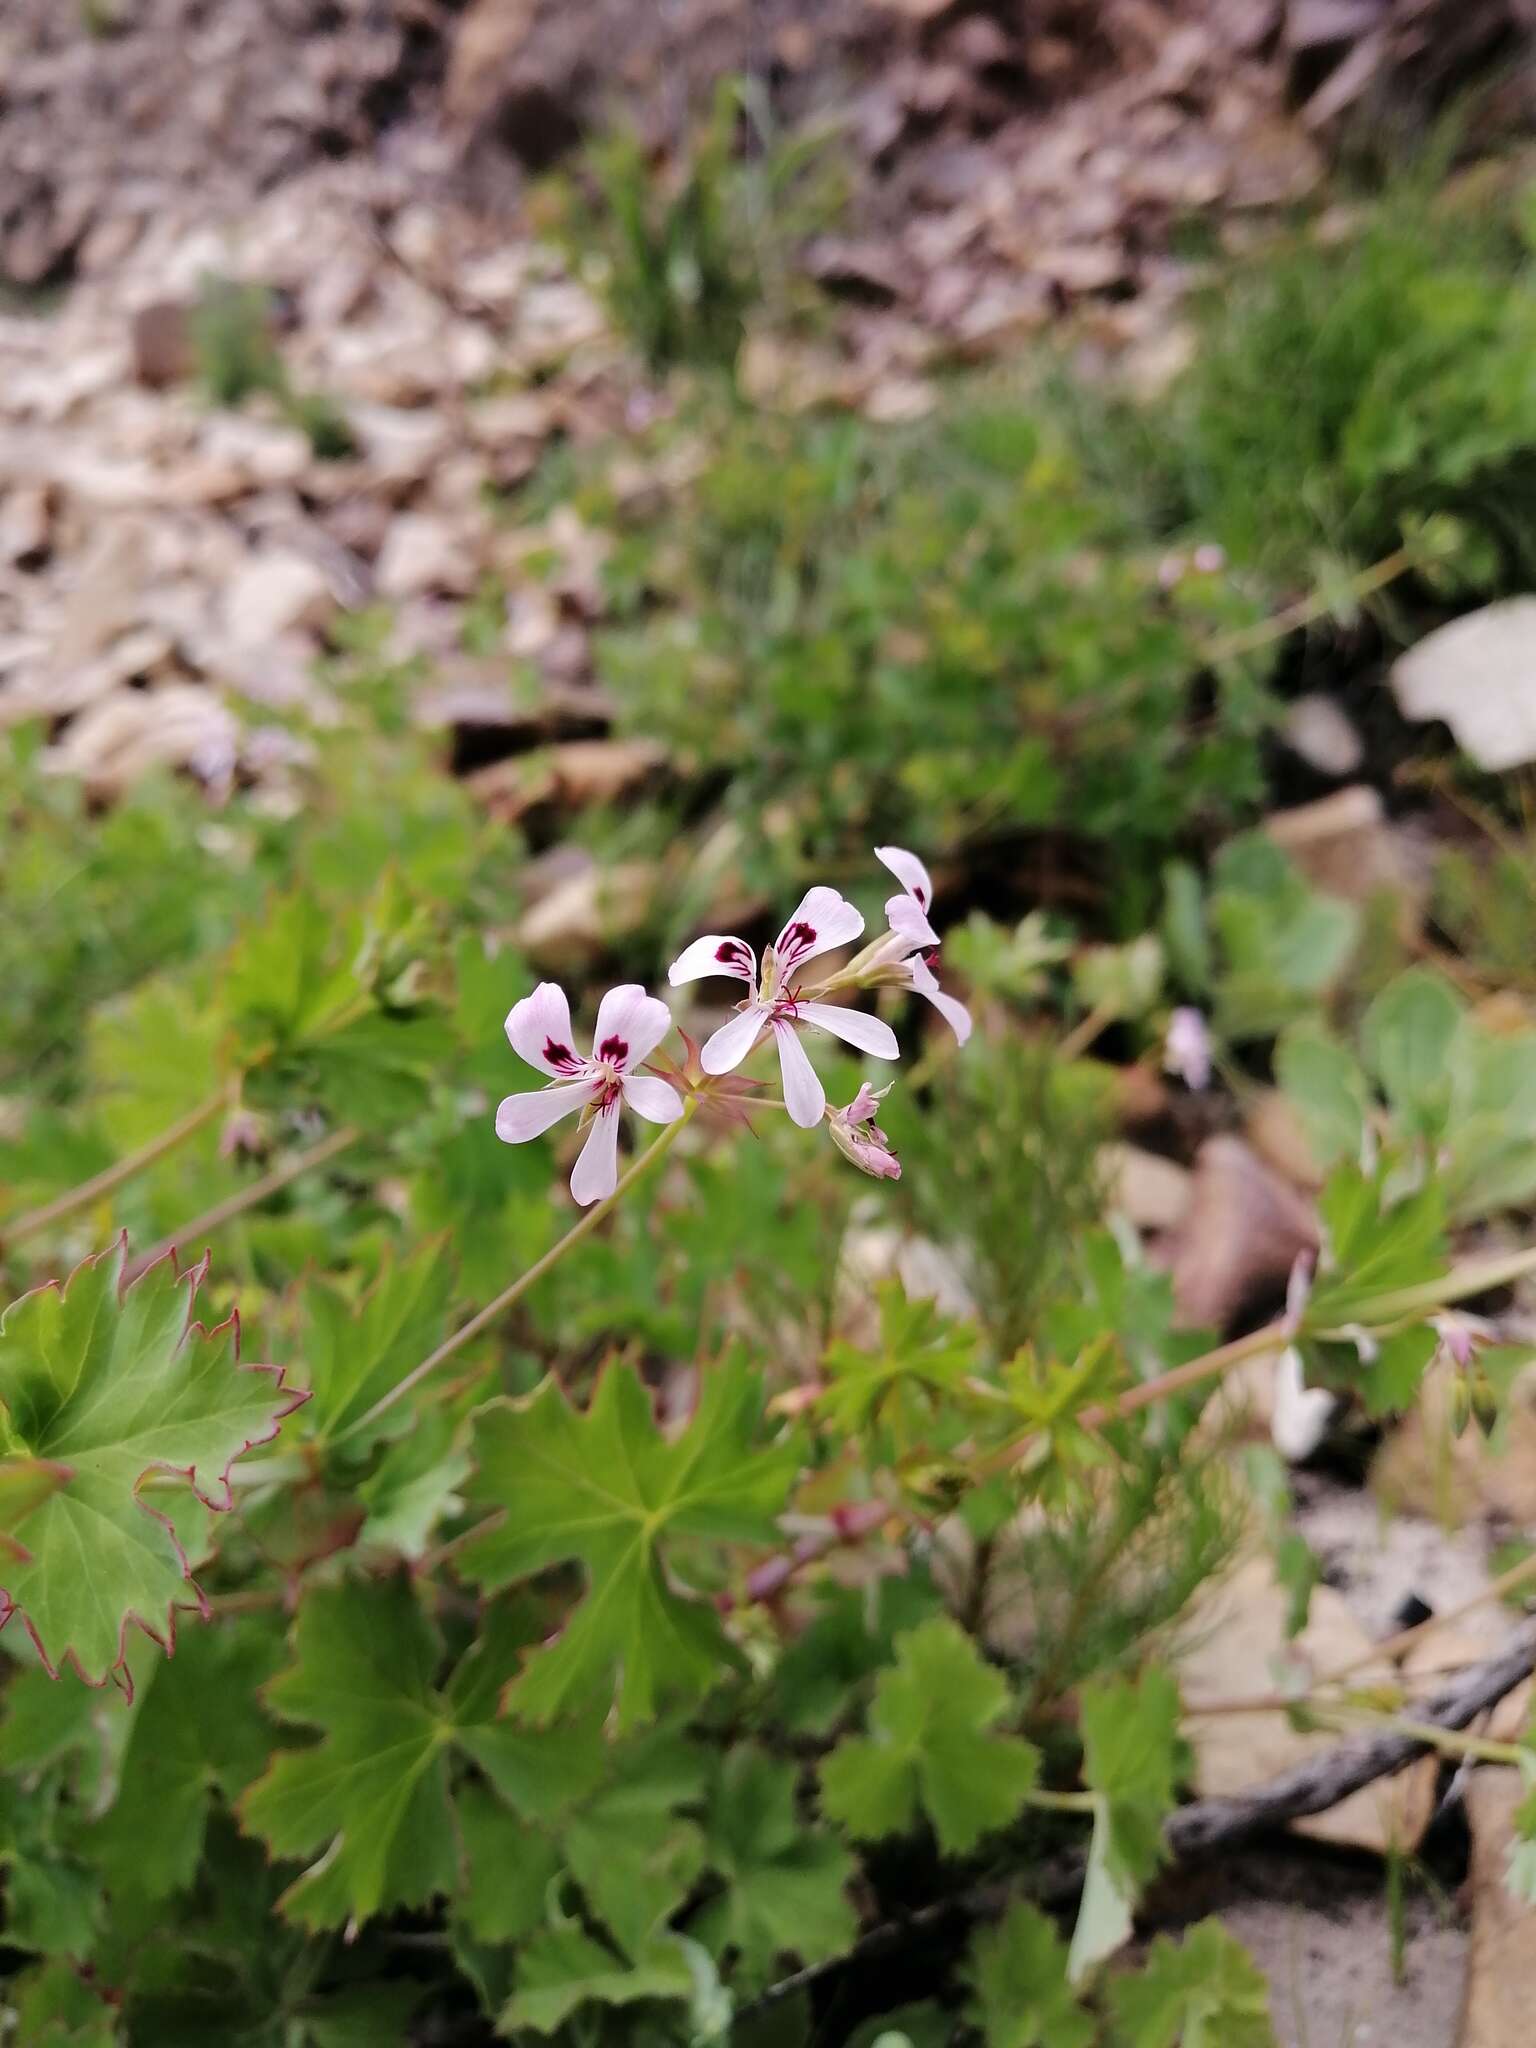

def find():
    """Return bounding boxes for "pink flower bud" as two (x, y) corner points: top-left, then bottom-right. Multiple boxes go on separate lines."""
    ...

(827, 1083), (901, 1180)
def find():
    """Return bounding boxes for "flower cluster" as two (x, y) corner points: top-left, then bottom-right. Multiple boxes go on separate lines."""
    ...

(495, 847), (970, 1201)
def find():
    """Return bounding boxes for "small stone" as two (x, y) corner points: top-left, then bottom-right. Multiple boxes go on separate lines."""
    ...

(1282, 693), (1365, 776)
(1264, 785), (1413, 907)
(130, 300), (194, 389)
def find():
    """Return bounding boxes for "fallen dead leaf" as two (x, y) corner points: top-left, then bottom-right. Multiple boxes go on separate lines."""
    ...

(1163, 1135), (1318, 1331)
(467, 736), (667, 823)
(1282, 692), (1365, 777)
(375, 511), (477, 600)
(1245, 1088), (1325, 1190)
(44, 683), (239, 797)
(514, 858), (656, 963)
(1459, 1771), (1536, 2048)
(222, 550), (335, 648)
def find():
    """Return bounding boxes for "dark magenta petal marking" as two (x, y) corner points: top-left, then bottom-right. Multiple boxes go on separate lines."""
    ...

(716, 940), (749, 965)
(781, 920), (817, 955)
(543, 1038), (578, 1070)
(597, 1035), (630, 1064)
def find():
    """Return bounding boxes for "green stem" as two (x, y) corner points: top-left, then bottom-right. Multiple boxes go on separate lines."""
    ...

(1391, 1720), (1527, 1768)
(124, 1125), (359, 1281)
(1024, 1787), (1097, 1815)
(1056, 1001), (1117, 1066)
(1, 1086), (232, 1251)
(976, 1235), (1536, 1485)
(974, 1319), (1287, 1483)
(337, 1097), (699, 1446)
(1201, 543), (1417, 663)
(1344, 1243), (1536, 1325)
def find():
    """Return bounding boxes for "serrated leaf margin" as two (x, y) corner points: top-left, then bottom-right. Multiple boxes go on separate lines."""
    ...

(0, 1232), (308, 1696)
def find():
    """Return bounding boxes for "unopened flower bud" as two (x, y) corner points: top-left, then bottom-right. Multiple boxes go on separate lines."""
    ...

(827, 1083), (901, 1181)
(219, 1108), (268, 1162)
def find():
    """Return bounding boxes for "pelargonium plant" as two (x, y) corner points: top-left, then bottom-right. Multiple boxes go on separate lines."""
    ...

(11, 839), (1536, 2048)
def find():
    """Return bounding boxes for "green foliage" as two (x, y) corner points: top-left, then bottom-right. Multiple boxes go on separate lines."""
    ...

(241, 1575), (462, 1927)
(964, 1901), (1094, 2048)
(459, 1356), (798, 1728)
(551, 79), (839, 374)
(15, 138), (1536, 2047)
(1281, 966), (1536, 1225)
(819, 1285), (979, 1439)
(0, 1240), (304, 1689)
(190, 275), (355, 458)
(820, 1618), (1040, 1855)
(1162, 836), (1361, 1043)
(887, 1036), (1111, 1360)
(1108, 1921), (1276, 2047)
(693, 1752), (857, 1984)
(601, 401), (1275, 902)
(1068, 1669), (1184, 1981)
(1118, 175), (1536, 594)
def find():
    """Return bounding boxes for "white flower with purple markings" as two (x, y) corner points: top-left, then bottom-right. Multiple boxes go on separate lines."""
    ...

(496, 982), (683, 1206)
(668, 886), (898, 1130)
(870, 845), (972, 1044)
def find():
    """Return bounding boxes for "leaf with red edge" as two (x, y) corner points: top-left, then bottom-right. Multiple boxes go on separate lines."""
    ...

(0, 1235), (307, 1694)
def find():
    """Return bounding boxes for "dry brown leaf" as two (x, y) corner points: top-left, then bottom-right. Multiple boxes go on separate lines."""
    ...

(514, 858), (656, 964)
(1245, 1088), (1325, 1190)
(222, 550), (335, 648)
(1164, 1135), (1318, 1331)
(43, 683), (239, 796)
(375, 512), (478, 600)
(467, 737), (666, 823)
(1460, 1771), (1536, 2048)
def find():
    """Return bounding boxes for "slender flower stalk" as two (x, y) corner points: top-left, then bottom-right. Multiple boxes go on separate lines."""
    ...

(1, 1086), (231, 1252)
(123, 1125), (360, 1282)
(336, 1095), (701, 1447)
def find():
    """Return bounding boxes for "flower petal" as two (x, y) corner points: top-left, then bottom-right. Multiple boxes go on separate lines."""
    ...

(494, 1079), (591, 1143)
(886, 894), (939, 951)
(1271, 1345), (1333, 1462)
(774, 886), (864, 977)
(668, 934), (757, 987)
(701, 1004), (771, 1073)
(505, 982), (584, 1077)
(569, 1101), (622, 1207)
(622, 1074), (685, 1125)
(591, 983), (673, 1071)
(907, 956), (972, 1045)
(796, 1000), (899, 1061)
(845, 1082), (883, 1124)
(773, 1020), (826, 1129)
(874, 845), (933, 911)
